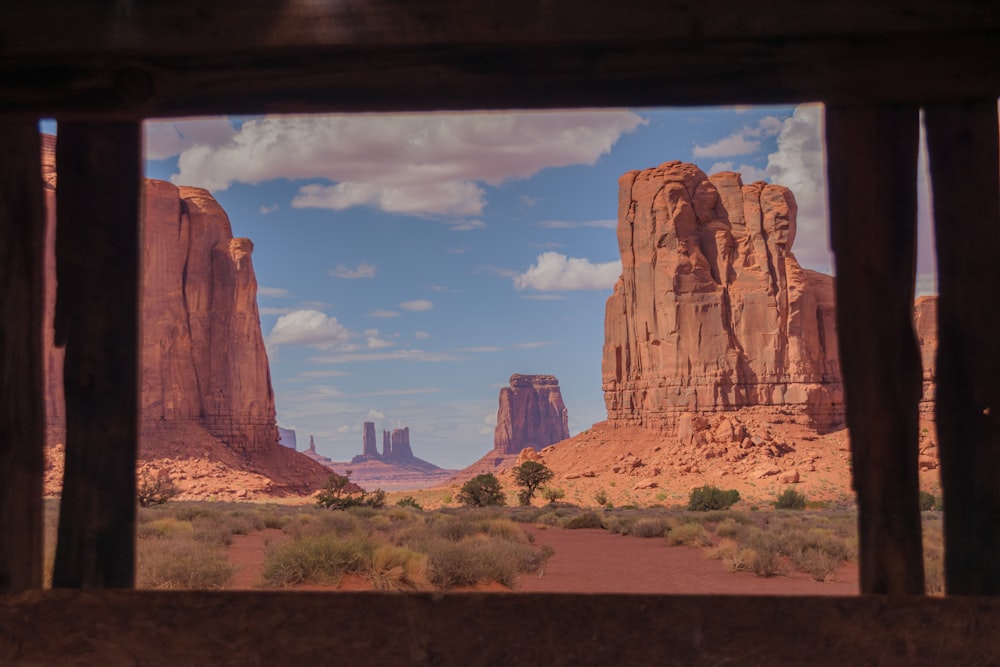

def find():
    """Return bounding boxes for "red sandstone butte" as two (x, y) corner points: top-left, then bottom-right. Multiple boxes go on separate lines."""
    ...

(494, 374), (570, 455)
(602, 162), (843, 433)
(41, 136), (327, 492)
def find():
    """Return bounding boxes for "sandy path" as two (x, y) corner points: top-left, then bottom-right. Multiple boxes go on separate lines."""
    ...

(227, 526), (858, 594)
(519, 527), (858, 595)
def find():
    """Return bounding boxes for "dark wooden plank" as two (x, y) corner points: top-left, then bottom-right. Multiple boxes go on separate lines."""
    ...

(2, 592), (1000, 665)
(0, 125), (45, 593)
(51, 123), (141, 589)
(924, 100), (1000, 595)
(3, 0), (998, 56)
(826, 104), (924, 595)
(1, 32), (999, 120)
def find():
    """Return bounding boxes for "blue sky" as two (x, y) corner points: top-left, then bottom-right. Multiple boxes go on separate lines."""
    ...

(139, 105), (936, 468)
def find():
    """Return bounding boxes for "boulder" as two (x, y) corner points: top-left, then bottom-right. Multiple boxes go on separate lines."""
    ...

(778, 469), (801, 484)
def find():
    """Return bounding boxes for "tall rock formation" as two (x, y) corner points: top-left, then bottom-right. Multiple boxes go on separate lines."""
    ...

(41, 136), (328, 492)
(914, 296), (938, 415)
(493, 374), (570, 455)
(382, 431), (392, 457)
(390, 427), (414, 459)
(602, 162), (842, 433)
(363, 422), (378, 456)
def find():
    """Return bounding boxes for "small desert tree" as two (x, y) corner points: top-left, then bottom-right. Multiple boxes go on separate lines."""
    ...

(512, 461), (555, 506)
(316, 470), (386, 510)
(136, 468), (179, 507)
(457, 473), (506, 507)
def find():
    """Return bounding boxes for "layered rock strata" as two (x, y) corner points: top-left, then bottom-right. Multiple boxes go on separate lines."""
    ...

(602, 163), (843, 433)
(493, 374), (570, 455)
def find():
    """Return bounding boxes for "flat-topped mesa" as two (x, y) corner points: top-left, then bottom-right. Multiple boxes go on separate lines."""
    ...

(602, 162), (843, 434)
(493, 374), (570, 455)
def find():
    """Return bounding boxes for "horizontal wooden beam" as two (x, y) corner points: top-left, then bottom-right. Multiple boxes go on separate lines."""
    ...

(2, 592), (999, 664)
(0, 13), (997, 118)
(4, 1), (999, 56)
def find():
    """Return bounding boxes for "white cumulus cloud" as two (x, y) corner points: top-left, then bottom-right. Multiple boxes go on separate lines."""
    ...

(168, 111), (644, 218)
(692, 115), (784, 159)
(267, 310), (351, 349)
(144, 118), (237, 161)
(514, 252), (622, 291)
(694, 105), (830, 273)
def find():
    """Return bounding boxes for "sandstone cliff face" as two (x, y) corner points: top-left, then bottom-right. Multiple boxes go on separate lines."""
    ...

(493, 374), (570, 455)
(42, 138), (319, 485)
(602, 163), (843, 433)
(142, 182), (276, 455)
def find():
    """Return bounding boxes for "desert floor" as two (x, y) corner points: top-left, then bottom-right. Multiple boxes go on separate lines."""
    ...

(225, 523), (859, 595)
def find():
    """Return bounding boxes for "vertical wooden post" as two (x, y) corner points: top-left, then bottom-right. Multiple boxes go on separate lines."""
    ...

(0, 124), (45, 592)
(924, 100), (1000, 595)
(52, 123), (142, 589)
(826, 104), (925, 595)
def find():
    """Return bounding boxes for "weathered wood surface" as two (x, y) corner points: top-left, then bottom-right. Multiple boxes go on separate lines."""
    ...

(6, 0), (999, 53)
(826, 105), (924, 595)
(0, 2), (998, 118)
(51, 123), (141, 589)
(2, 591), (999, 666)
(0, 125), (45, 593)
(925, 100), (1000, 595)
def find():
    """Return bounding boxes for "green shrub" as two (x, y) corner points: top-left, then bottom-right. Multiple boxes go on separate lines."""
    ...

(457, 474), (507, 507)
(799, 549), (842, 582)
(918, 491), (938, 512)
(666, 522), (711, 547)
(262, 533), (375, 587)
(542, 487), (565, 504)
(687, 486), (740, 511)
(593, 489), (609, 506)
(715, 518), (748, 540)
(395, 496), (423, 510)
(775, 488), (807, 510)
(136, 537), (234, 589)
(367, 545), (429, 591)
(423, 537), (550, 589)
(630, 517), (671, 538)
(562, 511), (605, 530)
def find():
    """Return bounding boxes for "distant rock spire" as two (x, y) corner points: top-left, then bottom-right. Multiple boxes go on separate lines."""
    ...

(362, 421), (378, 456)
(308, 435), (316, 453)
